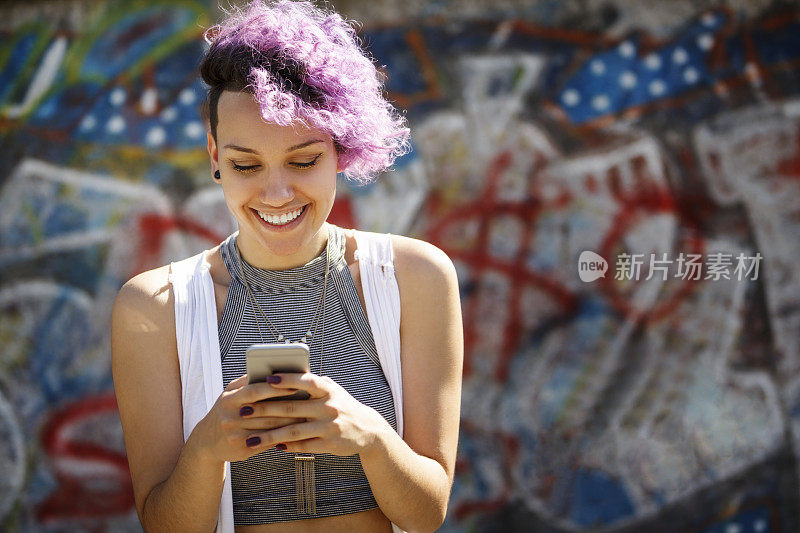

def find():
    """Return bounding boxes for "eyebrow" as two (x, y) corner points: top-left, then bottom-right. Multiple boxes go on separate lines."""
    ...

(223, 139), (325, 154)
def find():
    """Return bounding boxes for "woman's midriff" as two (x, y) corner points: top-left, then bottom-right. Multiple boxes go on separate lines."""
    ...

(233, 507), (393, 533)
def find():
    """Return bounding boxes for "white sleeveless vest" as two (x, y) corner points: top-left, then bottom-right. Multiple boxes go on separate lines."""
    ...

(168, 230), (405, 533)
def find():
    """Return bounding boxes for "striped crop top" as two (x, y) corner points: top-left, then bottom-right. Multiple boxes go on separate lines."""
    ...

(217, 224), (397, 525)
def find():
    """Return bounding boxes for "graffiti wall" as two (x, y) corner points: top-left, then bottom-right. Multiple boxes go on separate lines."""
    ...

(1, 0), (799, 530)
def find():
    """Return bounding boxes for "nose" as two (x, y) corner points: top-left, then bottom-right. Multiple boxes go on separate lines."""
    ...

(259, 169), (295, 206)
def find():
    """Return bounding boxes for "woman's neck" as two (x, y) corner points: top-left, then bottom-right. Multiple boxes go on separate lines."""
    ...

(236, 223), (330, 270)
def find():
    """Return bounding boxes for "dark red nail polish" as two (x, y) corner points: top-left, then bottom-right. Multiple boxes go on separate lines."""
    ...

(266, 375), (281, 384)
(239, 406), (254, 416)
(246, 436), (261, 447)
(275, 443), (287, 450)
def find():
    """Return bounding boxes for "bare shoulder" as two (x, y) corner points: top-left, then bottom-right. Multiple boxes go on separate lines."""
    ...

(111, 263), (180, 368)
(112, 264), (174, 324)
(342, 227), (459, 307)
(389, 234), (458, 295)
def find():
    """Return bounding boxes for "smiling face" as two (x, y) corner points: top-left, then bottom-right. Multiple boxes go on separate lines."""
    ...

(208, 90), (338, 269)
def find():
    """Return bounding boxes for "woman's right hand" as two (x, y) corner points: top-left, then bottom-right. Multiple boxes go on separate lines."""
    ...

(193, 374), (305, 462)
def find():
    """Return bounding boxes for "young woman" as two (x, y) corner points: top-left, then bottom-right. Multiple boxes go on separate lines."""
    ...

(110, 1), (463, 532)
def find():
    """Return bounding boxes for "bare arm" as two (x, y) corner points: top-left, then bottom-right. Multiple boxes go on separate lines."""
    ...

(113, 259), (327, 532)
(358, 236), (463, 532)
(111, 267), (226, 532)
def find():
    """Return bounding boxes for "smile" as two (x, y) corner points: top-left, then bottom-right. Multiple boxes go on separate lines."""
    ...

(257, 206), (304, 226)
(253, 205), (307, 229)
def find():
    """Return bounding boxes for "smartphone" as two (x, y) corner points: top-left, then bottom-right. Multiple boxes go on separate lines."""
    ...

(246, 343), (311, 401)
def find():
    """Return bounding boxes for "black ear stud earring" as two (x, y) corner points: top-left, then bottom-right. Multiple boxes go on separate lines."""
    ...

(214, 170), (220, 180)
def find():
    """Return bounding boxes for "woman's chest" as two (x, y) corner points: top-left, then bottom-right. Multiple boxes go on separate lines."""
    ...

(213, 262), (365, 326)
(216, 280), (394, 425)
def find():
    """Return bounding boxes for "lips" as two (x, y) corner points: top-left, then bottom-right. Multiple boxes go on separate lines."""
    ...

(251, 205), (308, 232)
(257, 206), (304, 226)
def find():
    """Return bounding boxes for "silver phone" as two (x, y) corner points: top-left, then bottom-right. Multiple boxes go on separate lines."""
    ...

(246, 343), (311, 401)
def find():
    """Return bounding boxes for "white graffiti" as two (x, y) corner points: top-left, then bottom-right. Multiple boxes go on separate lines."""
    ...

(0, 158), (172, 265)
(1, 36), (68, 119)
(0, 390), (25, 523)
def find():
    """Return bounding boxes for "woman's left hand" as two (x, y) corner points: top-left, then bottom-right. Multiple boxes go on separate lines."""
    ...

(238, 372), (392, 456)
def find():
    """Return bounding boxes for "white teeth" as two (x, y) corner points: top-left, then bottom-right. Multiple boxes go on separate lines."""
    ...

(258, 206), (303, 226)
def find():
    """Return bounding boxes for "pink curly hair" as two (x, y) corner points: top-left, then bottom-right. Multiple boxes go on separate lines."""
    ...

(200, 0), (411, 182)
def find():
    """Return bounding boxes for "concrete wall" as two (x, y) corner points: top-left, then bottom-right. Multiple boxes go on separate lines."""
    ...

(1, 0), (799, 530)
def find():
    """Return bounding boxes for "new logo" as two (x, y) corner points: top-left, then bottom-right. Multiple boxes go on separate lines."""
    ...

(578, 251), (608, 282)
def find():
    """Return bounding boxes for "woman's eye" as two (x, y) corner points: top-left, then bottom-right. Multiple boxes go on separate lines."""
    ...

(290, 154), (322, 169)
(232, 163), (259, 173)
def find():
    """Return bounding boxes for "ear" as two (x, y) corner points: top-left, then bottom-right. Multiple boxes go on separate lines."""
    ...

(207, 131), (221, 180)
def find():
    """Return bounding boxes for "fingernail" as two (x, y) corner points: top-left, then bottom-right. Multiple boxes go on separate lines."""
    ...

(246, 436), (261, 448)
(275, 443), (287, 450)
(266, 375), (281, 384)
(239, 406), (254, 416)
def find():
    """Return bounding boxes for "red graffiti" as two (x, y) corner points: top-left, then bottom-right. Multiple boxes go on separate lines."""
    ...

(36, 394), (134, 525)
(135, 213), (226, 276)
(777, 129), (800, 178)
(597, 205), (705, 324)
(427, 151), (578, 381)
(423, 147), (706, 380)
(597, 156), (705, 323)
(328, 193), (357, 229)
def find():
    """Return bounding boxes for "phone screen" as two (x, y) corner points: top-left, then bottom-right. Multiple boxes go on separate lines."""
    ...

(246, 343), (311, 401)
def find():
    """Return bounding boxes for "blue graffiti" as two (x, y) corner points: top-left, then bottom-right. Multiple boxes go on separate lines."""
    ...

(558, 11), (728, 123)
(80, 7), (196, 80)
(0, 31), (41, 103)
(568, 468), (635, 527)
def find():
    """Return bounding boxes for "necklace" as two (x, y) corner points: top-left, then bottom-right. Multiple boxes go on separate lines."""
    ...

(233, 232), (331, 515)
(235, 240), (330, 347)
